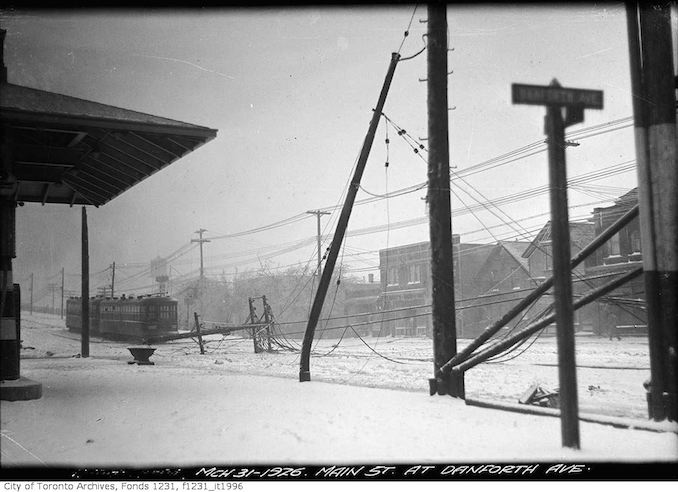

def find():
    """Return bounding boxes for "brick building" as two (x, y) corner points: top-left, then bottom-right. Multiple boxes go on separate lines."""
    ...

(377, 236), (494, 338)
(586, 188), (646, 335)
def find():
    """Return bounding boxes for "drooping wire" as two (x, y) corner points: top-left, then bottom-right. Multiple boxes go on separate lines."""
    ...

(397, 4), (418, 54)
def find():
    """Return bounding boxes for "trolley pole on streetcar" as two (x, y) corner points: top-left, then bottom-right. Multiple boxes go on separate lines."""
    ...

(512, 79), (603, 449)
(306, 210), (330, 276)
(427, 3), (464, 398)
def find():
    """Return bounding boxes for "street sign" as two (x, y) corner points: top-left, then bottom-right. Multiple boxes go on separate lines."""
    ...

(512, 83), (603, 109)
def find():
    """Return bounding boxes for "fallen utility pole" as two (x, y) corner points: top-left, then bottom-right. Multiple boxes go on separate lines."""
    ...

(451, 267), (642, 374)
(626, 1), (677, 422)
(299, 51), (401, 382)
(143, 322), (268, 344)
(442, 203), (639, 373)
(427, 3), (463, 398)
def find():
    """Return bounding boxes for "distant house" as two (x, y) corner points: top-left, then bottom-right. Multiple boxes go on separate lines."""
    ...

(343, 275), (382, 337)
(522, 221), (596, 332)
(586, 188), (646, 335)
(523, 221), (596, 280)
(465, 241), (534, 336)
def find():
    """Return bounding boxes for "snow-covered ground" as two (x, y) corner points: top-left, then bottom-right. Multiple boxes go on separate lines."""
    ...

(1, 312), (676, 468)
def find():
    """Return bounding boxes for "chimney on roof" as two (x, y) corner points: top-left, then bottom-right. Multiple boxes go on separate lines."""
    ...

(0, 29), (7, 83)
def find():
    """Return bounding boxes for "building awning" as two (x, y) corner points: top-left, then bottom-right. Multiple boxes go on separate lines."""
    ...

(1, 82), (217, 206)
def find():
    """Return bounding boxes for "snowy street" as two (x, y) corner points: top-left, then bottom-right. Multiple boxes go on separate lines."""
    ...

(1, 312), (676, 468)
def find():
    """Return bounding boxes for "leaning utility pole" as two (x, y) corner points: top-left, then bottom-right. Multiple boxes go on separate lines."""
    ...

(626, 1), (677, 422)
(306, 210), (331, 276)
(426, 3), (464, 399)
(299, 51), (401, 382)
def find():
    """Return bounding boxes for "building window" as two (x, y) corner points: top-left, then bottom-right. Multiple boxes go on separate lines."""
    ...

(608, 233), (621, 256)
(387, 267), (399, 286)
(408, 264), (421, 284)
(630, 230), (641, 253)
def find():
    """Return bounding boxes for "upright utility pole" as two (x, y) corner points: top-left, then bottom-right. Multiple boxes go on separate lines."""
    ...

(49, 282), (56, 314)
(29, 272), (33, 315)
(545, 96), (579, 449)
(299, 51), (401, 382)
(81, 206), (90, 358)
(426, 3), (464, 399)
(512, 79), (603, 449)
(626, 2), (677, 422)
(60, 267), (64, 319)
(306, 210), (330, 276)
(110, 261), (115, 299)
(191, 229), (210, 281)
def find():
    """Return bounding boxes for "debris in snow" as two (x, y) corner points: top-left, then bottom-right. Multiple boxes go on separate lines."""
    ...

(519, 383), (559, 408)
(214, 360), (224, 365)
(86, 439), (94, 444)
(46, 351), (54, 357)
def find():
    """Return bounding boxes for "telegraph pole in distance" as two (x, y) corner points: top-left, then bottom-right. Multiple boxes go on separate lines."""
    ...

(427, 3), (464, 399)
(60, 267), (64, 319)
(29, 272), (33, 315)
(110, 261), (115, 298)
(191, 229), (210, 281)
(306, 210), (331, 276)
(49, 282), (56, 314)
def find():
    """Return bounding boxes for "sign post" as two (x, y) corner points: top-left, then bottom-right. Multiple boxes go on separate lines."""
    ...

(513, 79), (603, 449)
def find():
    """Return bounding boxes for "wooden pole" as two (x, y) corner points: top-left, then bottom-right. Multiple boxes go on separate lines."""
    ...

(427, 3), (463, 398)
(248, 297), (260, 354)
(545, 84), (579, 449)
(442, 204), (639, 372)
(453, 267), (642, 373)
(193, 311), (205, 355)
(262, 295), (272, 352)
(60, 267), (64, 319)
(81, 206), (89, 358)
(111, 261), (115, 299)
(299, 52), (400, 382)
(626, 1), (677, 421)
(307, 210), (330, 276)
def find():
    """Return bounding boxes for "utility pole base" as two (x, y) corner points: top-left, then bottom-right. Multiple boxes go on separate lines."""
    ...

(299, 370), (311, 382)
(429, 374), (465, 398)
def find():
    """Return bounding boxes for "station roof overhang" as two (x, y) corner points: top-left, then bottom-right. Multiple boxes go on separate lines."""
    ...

(0, 82), (218, 207)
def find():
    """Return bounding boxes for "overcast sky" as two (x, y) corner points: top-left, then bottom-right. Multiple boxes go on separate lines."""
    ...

(2, 4), (671, 300)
